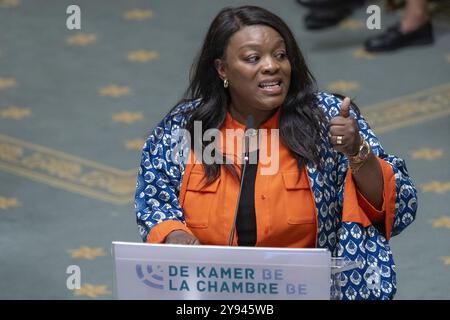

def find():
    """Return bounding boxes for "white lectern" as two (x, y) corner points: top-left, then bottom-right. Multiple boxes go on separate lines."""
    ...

(112, 241), (359, 300)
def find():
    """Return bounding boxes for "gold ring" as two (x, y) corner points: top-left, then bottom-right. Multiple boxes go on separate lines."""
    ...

(336, 135), (344, 145)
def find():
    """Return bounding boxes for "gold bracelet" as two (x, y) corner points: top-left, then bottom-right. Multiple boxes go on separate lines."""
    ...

(348, 135), (371, 174)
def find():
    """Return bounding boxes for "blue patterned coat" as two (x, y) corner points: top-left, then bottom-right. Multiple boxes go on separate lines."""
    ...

(135, 92), (417, 300)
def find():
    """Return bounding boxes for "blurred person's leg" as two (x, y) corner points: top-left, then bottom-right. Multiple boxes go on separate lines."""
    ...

(401, 0), (430, 32)
(365, 0), (434, 52)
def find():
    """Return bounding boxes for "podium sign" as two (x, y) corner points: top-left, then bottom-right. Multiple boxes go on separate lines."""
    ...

(112, 241), (331, 300)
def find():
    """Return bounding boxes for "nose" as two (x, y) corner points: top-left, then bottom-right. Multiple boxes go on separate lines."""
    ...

(261, 56), (279, 74)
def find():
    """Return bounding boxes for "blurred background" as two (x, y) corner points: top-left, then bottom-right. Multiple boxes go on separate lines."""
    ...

(0, 0), (449, 299)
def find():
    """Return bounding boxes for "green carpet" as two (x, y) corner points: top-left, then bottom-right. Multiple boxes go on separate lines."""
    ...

(0, 0), (449, 299)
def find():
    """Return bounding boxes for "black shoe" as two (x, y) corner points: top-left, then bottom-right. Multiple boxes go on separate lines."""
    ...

(304, 7), (353, 30)
(364, 21), (434, 52)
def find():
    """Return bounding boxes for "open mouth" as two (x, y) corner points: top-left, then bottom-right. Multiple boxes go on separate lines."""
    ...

(258, 79), (283, 95)
(258, 80), (282, 89)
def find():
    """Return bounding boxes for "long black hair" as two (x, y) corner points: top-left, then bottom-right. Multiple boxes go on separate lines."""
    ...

(177, 5), (326, 183)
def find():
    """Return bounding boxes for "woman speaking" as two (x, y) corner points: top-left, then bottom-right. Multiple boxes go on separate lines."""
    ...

(134, 6), (417, 300)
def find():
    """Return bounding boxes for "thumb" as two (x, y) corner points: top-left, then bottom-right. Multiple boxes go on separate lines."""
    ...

(340, 97), (351, 118)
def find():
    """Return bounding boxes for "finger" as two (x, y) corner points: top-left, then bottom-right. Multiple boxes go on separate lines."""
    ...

(330, 135), (345, 147)
(340, 97), (351, 118)
(328, 117), (348, 126)
(166, 236), (190, 244)
(166, 238), (182, 244)
(330, 131), (359, 146)
(173, 240), (191, 245)
(329, 126), (348, 137)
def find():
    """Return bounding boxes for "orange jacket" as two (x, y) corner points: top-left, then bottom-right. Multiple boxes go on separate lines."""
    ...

(147, 109), (395, 246)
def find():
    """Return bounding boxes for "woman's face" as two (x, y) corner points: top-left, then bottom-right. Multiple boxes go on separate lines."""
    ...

(215, 25), (292, 118)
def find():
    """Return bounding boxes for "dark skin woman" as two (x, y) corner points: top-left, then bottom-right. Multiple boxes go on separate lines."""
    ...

(135, 5), (417, 300)
(165, 21), (383, 245)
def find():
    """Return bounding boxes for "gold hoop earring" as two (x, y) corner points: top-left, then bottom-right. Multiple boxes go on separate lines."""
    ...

(223, 79), (229, 88)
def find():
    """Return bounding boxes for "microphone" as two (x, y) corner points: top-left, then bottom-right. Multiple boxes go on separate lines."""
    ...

(228, 115), (254, 246)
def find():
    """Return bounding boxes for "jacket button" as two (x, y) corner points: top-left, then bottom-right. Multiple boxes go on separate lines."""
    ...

(261, 195), (266, 200)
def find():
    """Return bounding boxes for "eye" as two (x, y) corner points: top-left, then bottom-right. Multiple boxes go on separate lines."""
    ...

(275, 51), (287, 60)
(245, 55), (260, 63)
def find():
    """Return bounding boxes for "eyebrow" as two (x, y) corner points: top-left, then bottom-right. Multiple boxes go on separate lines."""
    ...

(237, 38), (286, 51)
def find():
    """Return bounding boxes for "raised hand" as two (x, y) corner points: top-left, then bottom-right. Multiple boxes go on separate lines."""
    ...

(328, 97), (361, 156)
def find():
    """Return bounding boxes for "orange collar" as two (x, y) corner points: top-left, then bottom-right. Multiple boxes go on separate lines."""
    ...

(224, 108), (280, 130)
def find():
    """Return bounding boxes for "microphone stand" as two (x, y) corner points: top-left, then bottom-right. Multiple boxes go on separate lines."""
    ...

(228, 115), (254, 246)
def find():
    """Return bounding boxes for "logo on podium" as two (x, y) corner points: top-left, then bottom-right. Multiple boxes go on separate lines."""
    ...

(135, 264), (164, 289)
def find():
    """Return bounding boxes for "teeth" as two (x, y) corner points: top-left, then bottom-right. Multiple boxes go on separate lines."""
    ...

(260, 81), (280, 88)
